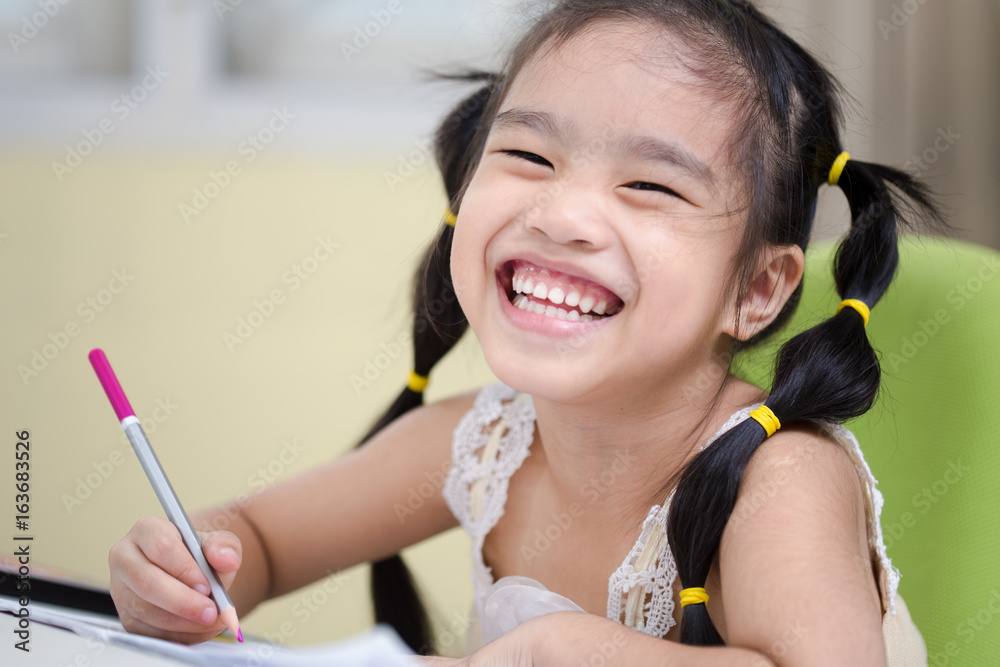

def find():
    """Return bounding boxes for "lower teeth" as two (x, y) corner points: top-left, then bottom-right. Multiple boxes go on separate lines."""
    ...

(512, 294), (594, 321)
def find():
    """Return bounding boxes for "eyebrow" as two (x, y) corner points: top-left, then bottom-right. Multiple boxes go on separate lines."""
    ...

(492, 107), (714, 185)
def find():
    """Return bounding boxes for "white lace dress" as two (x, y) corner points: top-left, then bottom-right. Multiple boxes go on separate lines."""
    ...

(440, 383), (927, 664)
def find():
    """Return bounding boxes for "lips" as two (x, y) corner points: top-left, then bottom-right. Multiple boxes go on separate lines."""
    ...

(497, 259), (624, 322)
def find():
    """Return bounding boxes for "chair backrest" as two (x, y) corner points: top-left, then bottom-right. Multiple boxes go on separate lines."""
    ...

(734, 235), (1000, 663)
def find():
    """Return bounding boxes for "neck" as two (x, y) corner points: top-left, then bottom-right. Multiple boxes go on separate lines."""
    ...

(529, 361), (764, 524)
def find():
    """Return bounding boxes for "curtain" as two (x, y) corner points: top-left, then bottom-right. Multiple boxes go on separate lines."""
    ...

(766, 0), (1000, 249)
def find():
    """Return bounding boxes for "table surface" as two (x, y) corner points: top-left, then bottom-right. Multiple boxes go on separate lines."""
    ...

(1, 611), (188, 666)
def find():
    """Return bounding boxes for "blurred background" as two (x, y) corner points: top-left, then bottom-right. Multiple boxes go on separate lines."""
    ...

(0, 0), (997, 657)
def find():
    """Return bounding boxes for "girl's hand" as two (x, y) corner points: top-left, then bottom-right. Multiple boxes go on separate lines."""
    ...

(108, 515), (242, 644)
(417, 617), (540, 667)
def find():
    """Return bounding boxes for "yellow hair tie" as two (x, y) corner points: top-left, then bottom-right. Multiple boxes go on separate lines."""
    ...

(749, 404), (781, 438)
(443, 208), (457, 227)
(679, 587), (709, 607)
(407, 371), (429, 393)
(828, 151), (851, 186)
(837, 298), (871, 327)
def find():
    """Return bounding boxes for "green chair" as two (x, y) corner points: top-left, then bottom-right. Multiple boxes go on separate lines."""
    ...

(734, 235), (1000, 665)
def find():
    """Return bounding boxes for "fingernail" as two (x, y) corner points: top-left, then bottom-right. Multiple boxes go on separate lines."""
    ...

(200, 606), (215, 625)
(194, 583), (210, 596)
(219, 547), (237, 560)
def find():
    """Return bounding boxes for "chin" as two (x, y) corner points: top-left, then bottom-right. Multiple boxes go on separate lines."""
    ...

(481, 342), (606, 404)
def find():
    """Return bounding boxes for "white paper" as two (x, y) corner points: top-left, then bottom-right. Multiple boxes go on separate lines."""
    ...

(0, 596), (418, 666)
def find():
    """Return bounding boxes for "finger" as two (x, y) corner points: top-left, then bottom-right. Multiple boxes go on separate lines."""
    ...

(114, 537), (220, 629)
(132, 516), (215, 596)
(121, 611), (225, 645)
(198, 530), (242, 580)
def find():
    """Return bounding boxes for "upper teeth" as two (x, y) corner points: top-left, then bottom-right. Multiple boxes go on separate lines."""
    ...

(514, 275), (608, 315)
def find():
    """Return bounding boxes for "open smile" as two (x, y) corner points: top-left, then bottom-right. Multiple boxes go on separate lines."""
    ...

(496, 259), (624, 323)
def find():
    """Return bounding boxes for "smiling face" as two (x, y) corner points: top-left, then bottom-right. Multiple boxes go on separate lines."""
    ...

(451, 21), (761, 406)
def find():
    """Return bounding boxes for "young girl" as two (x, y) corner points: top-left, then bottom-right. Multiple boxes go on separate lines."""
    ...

(109, 1), (944, 664)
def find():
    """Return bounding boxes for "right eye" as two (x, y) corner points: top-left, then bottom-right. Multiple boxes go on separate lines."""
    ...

(500, 149), (553, 168)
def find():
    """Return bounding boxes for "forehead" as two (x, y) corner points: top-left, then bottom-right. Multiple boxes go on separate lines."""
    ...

(499, 20), (738, 183)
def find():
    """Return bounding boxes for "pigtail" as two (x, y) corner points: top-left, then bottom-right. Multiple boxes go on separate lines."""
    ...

(662, 1), (947, 644)
(358, 75), (495, 654)
(668, 152), (945, 645)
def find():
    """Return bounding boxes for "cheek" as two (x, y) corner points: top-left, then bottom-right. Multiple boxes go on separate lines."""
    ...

(449, 230), (476, 315)
(450, 177), (505, 314)
(449, 220), (495, 330)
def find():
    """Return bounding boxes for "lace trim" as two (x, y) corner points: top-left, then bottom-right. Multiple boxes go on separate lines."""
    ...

(606, 407), (755, 638)
(441, 383), (536, 609)
(444, 385), (901, 642)
(817, 421), (900, 614)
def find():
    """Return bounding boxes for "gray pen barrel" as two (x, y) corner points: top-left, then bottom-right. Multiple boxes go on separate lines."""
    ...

(122, 416), (233, 613)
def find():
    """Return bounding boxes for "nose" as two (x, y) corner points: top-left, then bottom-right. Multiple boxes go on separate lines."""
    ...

(522, 181), (614, 250)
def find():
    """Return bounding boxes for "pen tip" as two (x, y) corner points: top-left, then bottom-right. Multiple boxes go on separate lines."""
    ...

(237, 627), (243, 643)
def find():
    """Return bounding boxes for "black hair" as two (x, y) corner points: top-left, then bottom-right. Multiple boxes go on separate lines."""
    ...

(358, 76), (494, 653)
(361, 0), (945, 651)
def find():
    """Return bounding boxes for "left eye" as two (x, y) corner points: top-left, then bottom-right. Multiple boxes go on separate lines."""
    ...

(501, 149), (553, 168)
(626, 181), (682, 198)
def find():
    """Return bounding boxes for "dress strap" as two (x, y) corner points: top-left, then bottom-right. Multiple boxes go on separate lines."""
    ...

(606, 407), (755, 638)
(815, 421), (901, 615)
(442, 383), (537, 613)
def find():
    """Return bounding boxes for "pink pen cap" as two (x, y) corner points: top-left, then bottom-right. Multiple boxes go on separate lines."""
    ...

(88, 348), (136, 422)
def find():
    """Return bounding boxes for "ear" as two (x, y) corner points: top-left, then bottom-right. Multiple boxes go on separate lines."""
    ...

(724, 244), (805, 341)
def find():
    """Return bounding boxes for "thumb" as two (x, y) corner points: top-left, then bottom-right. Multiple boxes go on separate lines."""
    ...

(198, 530), (242, 588)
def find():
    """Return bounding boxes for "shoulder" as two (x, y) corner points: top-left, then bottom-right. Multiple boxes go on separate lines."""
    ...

(735, 422), (864, 526)
(369, 381), (488, 442)
(366, 382), (526, 474)
(724, 422), (868, 558)
(715, 423), (885, 660)
(394, 387), (481, 440)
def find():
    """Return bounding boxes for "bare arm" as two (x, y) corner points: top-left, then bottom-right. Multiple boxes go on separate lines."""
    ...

(110, 390), (473, 642)
(215, 390), (473, 605)
(424, 427), (887, 665)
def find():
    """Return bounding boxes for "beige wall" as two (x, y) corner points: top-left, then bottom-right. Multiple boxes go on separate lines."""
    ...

(0, 155), (493, 652)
